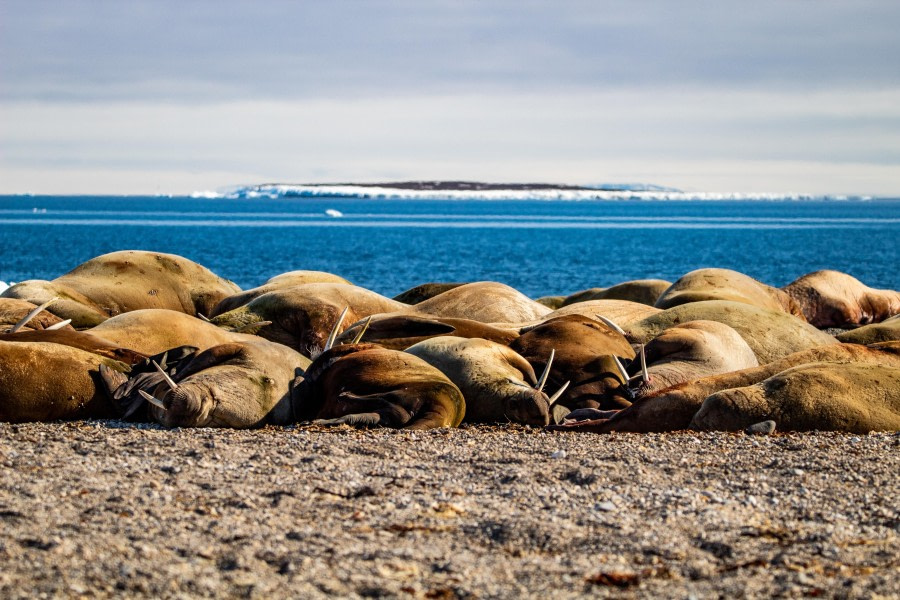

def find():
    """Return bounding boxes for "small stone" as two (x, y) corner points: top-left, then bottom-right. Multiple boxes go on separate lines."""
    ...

(596, 501), (617, 512)
(791, 468), (805, 476)
(551, 450), (567, 459)
(745, 420), (776, 435)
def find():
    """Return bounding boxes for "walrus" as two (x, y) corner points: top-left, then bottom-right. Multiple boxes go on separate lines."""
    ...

(210, 270), (352, 316)
(540, 299), (662, 330)
(624, 300), (837, 364)
(552, 342), (900, 433)
(293, 343), (465, 429)
(783, 270), (900, 328)
(210, 283), (406, 357)
(87, 309), (262, 355)
(0, 328), (147, 365)
(0, 340), (129, 422)
(0, 251), (240, 328)
(509, 314), (637, 411)
(690, 362), (900, 433)
(408, 282), (550, 323)
(561, 279), (672, 307)
(337, 314), (519, 351)
(655, 268), (804, 318)
(102, 339), (310, 428)
(0, 298), (74, 332)
(836, 314), (900, 345)
(405, 336), (566, 426)
(627, 320), (759, 395)
(392, 282), (467, 305)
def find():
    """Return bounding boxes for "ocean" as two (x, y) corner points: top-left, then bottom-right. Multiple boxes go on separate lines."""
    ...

(1, 191), (898, 298)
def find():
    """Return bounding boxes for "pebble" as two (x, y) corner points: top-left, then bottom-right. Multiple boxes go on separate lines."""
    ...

(745, 420), (777, 435)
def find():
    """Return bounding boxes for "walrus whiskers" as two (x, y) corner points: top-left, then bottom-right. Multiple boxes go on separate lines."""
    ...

(45, 319), (72, 331)
(350, 316), (373, 344)
(152, 360), (179, 391)
(138, 389), (167, 410)
(594, 314), (627, 336)
(8, 296), (59, 333)
(323, 307), (349, 352)
(536, 349), (555, 392)
(547, 380), (570, 407)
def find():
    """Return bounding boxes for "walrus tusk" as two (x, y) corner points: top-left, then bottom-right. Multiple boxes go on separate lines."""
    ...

(45, 319), (73, 331)
(547, 380), (571, 407)
(612, 355), (630, 383)
(628, 344), (651, 385)
(594, 314), (626, 336)
(229, 320), (272, 333)
(8, 296), (59, 333)
(323, 307), (349, 352)
(350, 316), (373, 344)
(197, 313), (211, 322)
(536, 349), (555, 392)
(152, 360), (179, 391)
(139, 389), (167, 410)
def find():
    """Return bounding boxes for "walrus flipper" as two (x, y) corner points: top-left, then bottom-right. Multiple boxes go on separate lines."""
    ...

(314, 413), (383, 427)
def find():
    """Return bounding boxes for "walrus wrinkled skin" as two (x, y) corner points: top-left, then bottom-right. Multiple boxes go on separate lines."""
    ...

(562, 279), (672, 307)
(554, 342), (900, 433)
(210, 270), (351, 316)
(409, 282), (550, 323)
(392, 282), (466, 305)
(0, 298), (74, 332)
(210, 283), (406, 357)
(690, 362), (900, 433)
(0, 251), (240, 328)
(0, 340), (129, 422)
(625, 300), (837, 364)
(783, 270), (900, 328)
(510, 315), (636, 411)
(337, 314), (519, 351)
(294, 344), (464, 429)
(405, 336), (551, 426)
(88, 309), (261, 355)
(837, 314), (900, 345)
(631, 321), (759, 395)
(103, 340), (310, 428)
(655, 268), (804, 318)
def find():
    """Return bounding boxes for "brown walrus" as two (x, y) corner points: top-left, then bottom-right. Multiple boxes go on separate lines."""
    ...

(0, 298), (74, 332)
(540, 299), (661, 330)
(561, 279), (672, 307)
(210, 283), (406, 357)
(552, 342), (900, 433)
(0, 340), (129, 422)
(509, 314), (636, 411)
(836, 314), (900, 345)
(0, 251), (240, 328)
(690, 362), (900, 433)
(409, 282), (550, 323)
(101, 339), (310, 428)
(783, 270), (900, 328)
(210, 270), (352, 316)
(293, 343), (465, 429)
(405, 336), (564, 426)
(392, 282), (467, 305)
(655, 268), (804, 318)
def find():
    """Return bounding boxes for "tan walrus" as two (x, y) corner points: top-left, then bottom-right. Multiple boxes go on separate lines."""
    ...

(783, 270), (900, 328)
(655, 268), (804, 318)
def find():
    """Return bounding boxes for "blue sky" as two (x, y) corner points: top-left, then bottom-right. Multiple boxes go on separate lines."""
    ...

(2, 1), (899, 195)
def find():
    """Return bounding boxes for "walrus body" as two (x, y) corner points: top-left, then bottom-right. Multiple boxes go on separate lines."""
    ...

(88, 309), (261, 355)
(210, 270), (351, 316)
(392, 282), (466, 305)
(210, 283), (406, 357)
(783, 270), (900, 328)
(103, 340), (310, 428)
(1, 251), (240, 328)
(655, 268), (803, 318)
(562, 279), (672, 307)
(0, 298), (74, 332)
(0, 340), (128, 422)
(294, 344), (464, 429)
(337, 314), (519, 350)
(405, 336), (551, 426)
(837, 314), (900, 345)
(625, 300), (837, 364)
(690, 363), (900, 433)
(541, 300), (661, 330)
(510, 315), (636, 411)
(409, 282), (550, 323)
(0, 329), (147, 365)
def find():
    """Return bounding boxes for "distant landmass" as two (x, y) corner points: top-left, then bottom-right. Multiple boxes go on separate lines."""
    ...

(250, 180), (682, 193)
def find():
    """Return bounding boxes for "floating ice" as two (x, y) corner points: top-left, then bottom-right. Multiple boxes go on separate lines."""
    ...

(325, 209), (343, 218)
(0, 281), (8, 294)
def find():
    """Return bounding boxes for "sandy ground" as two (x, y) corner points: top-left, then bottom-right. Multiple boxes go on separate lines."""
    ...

(0, 422), (898, 599)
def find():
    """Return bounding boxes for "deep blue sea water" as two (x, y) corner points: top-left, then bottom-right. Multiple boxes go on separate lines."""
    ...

(1, 195), (897, 298)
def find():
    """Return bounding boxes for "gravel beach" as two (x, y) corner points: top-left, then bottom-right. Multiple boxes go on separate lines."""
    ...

(1, 422), (898, 599)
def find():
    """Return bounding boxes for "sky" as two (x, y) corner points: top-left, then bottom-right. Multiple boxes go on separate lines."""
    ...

(1, 1), (899, 196)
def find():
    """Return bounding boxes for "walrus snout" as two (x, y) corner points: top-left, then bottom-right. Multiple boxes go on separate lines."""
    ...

(505, 389), (551, 427)
(154, 386), (213, 427)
